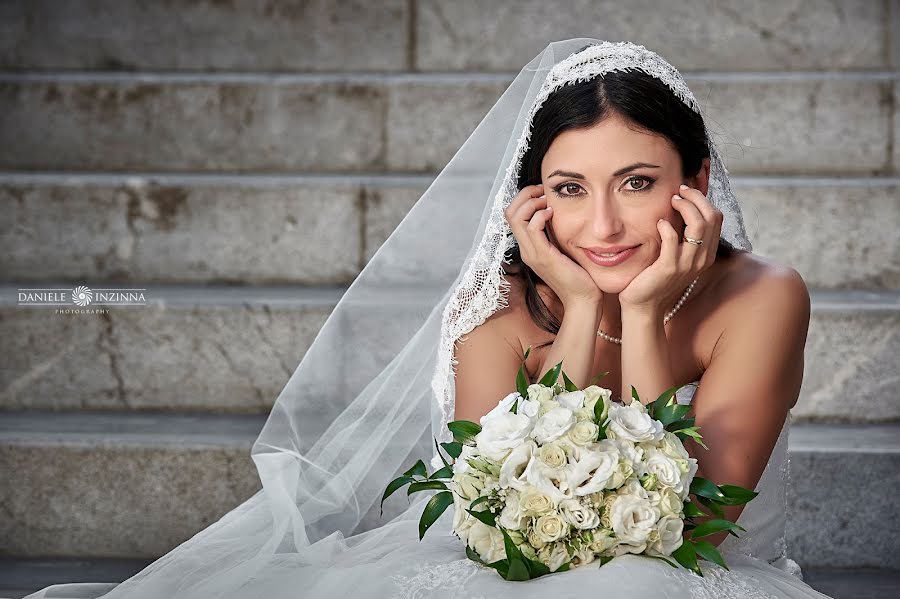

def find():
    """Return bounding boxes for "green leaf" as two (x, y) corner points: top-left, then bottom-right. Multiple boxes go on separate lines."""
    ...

(690, 477), (726, 502)
(694, 494), (724, 518)
(447, 420), (481, 445)
(588, 371), (609, 386)
(692, 540), (729, 571)
(440, 441), (463, 459)
(432, 437), (450, 469)
(631, 385), (641, 404)
(403, 459), (427, 478)
(671, 538), (702, 576)
(522, 345), (532, 362)
(718, 484), (759, 505)
(506, 558), (531, 581)
(516, 365), (529, 402)
(674, 426), (709, 450)
(538, 360), (564, 387)
(465, 545), (486, 564)
(418, 491), (454, 540)
(665, 417), (695, 433)
(466, 508), (496, 527)
(380, 475), (414, 516)
(654, 402), (692, 427)
(639, 553), (679, 568)
(468, 495), (490, 509)
(429, 465), (453, 480)
(561, 370), (579, 392)
(499, 527), (525, 564)
(691, 519), (746, 540)
(408, 480), (448, 495)
(682, 501), (707, 519)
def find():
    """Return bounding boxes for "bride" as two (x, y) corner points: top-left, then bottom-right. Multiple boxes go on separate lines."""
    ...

(24, 39), (834, 598)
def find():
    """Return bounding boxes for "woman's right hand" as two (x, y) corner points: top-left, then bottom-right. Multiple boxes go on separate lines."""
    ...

(504, 184), (603, 309)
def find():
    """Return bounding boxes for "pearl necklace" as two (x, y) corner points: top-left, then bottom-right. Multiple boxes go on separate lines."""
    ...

(596, 275), (700, 345)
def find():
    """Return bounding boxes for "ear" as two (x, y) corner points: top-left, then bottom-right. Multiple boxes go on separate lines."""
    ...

(685, 157), (711, 196)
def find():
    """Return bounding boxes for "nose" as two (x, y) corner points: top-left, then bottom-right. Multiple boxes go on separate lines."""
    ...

(588, 193), (623, 239)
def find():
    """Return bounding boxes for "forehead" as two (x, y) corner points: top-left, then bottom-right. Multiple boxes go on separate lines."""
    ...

(541, 115), (676, 173)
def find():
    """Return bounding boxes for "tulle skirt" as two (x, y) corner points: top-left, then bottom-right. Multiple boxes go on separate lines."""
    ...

(23, 492), (833, 599)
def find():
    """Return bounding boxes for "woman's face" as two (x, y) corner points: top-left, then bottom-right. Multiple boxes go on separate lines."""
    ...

(540, 113), (699, 294)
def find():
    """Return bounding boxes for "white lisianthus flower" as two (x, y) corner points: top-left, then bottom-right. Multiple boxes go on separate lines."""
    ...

(479, 391), (540, 428)
(467, 520), (507, 563)
(565, 447), (619, 496)
(611, 438), (647, 479)
(572, 546), (596, 567)
(526, 383), (554, 404)
(609, 493), (660, 547)
(548, 542), (571, 571)
(477, 411), (533, 462)
(556, 390), (586, 411)
(660, 430), (691, 461)
(567, 420), (600, 446)
(536, 441), (568, 469)
(644, 448), (685, 495)
(452, 443), (479, 475)
(532, 406), (576, 444)
(523, 455), (571, 503)
(606, 401), (665, 443)
(534, 512), (569, 543)
(648, 514), (684, 556)
(678, 457), (700, 500)
(499, 439), (536, 492)
(497, 489), (527, 531)
(559, 498), (601, 530)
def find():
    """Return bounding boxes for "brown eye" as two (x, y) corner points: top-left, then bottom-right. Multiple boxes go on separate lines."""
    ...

(552, 182), (585, 197)
(624, 176), (655, 193)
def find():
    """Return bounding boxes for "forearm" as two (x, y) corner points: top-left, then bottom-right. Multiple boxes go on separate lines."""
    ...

(537, 301), (600, 389)
(620, 309), (675, 405)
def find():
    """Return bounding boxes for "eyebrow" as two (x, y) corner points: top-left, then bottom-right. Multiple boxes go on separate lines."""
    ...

(547, 162), (661, 179)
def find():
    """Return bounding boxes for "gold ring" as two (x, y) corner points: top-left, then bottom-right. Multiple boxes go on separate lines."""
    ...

(683, 236), (703, 245)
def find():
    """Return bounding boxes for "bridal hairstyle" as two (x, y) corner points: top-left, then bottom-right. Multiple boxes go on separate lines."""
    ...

(506, 66), (744, 342)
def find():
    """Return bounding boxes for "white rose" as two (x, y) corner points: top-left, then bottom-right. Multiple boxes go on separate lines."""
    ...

(526, 384), (554, 404)
(497, 489), (527, 531)
(648, 514), (684, 556)
(606, 401), (665, 443)
(547, 542), (571, 571)
(477, 411), (533, 462)
(609, 493), (660, 547)
(583, 386), (613, 421)
(499, 439), (536, 492)
(466, 520), (507, 563)
(679, 457), (699, 500)
(518, 487), (555, 517)
(574, 407), (594, 422)
(660, 431), (691, 461)
(655, 487), (684, 517)
(556, 390), (586, 411)
(534, 512), (570, 544)
(567, 420), (600, 446)
(451, 489), (476, 542)
(572, 546), (596, 567)
(588, 527), (617, 554)
(532, 406), (576, 444)
(559, 498), (601, 530)
(536, 442), (568, 469)
(644, 448), (685, 495)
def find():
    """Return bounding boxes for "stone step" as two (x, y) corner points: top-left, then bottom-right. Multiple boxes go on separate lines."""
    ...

(0, 285), (897, 421)
(1, 173), (897, 289)
(0, 0), (892, 72)
(0, 73), (895, 174)
(0, 411), (896, 570)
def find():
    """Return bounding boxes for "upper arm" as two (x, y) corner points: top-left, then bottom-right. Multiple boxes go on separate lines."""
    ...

(686, 266), (811, 546)
(453, 313), (526, 424)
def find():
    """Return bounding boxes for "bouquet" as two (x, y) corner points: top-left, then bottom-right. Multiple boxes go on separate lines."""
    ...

(381, 348), (758, 580)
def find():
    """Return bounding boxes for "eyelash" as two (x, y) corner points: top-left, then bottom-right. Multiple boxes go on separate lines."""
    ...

(551, 176), (656, 198)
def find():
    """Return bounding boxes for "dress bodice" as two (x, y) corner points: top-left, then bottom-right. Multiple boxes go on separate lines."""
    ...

(675, 382), (803, 578)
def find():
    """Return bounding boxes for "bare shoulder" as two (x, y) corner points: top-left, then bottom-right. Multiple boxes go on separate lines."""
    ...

(715, 252), (810, 315)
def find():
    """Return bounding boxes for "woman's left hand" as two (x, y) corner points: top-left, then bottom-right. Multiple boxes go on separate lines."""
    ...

(619, 184), (723, 316)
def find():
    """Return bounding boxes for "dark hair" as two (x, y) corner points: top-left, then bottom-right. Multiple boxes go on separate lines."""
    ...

(503, 67), (744, 347)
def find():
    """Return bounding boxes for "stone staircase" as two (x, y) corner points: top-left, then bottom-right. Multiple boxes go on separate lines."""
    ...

(1, 2), (898, 597)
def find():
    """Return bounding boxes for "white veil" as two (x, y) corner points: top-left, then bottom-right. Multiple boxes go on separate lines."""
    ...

(26, 39), (754, 599)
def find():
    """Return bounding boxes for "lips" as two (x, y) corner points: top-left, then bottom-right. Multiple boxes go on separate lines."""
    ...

(583, 245), (640, 266)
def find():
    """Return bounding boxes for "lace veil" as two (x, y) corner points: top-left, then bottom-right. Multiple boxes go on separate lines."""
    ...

(27, 39), (755, 599)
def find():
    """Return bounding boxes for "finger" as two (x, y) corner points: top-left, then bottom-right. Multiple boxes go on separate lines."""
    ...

(677, 184), (719, 223)
(505, 184), (545, 220)
(524, 205), (555, 264)
(657, 218), (680, 273)
(671, 193), (707, 269)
